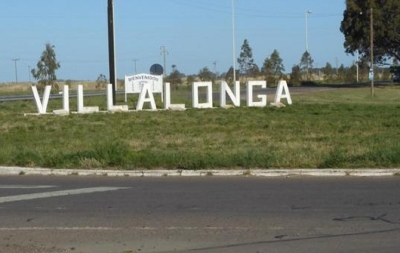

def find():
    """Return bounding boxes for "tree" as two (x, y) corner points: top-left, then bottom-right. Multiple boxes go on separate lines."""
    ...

(224, 66), (239, 84)
(198, 67), (214, 81)
(31, 43), (60, 91)
(166, 64), (183, 90)
(299, 51), (314, 81)
(340, 0), (400, 63)
(186, 75), (195, 86)
(237, 39), (256, 77)
(262, 49), (285, 84)
(323, 62), (334, 79)
(96, 74), (107, 89)
(289, 65), (302, 86)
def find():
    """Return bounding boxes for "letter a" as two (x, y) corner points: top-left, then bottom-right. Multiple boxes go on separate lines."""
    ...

(274, 80), (292, 105)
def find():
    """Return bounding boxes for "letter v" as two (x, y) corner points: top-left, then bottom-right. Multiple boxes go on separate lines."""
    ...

(31, 85), (52, 114)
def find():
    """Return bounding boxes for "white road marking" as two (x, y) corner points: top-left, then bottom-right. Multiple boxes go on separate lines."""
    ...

(0, 226), (256, 231)
(0, 187), (129, 204)
(0, 185), (55, 189)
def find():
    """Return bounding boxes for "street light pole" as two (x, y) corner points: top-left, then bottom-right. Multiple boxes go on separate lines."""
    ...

(370, 7), (374, 96)
(305, 10), (312, 52)
(232, 0), (237, 84)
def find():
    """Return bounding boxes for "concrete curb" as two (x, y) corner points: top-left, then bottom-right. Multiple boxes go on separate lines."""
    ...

(0, 167), (400, 177)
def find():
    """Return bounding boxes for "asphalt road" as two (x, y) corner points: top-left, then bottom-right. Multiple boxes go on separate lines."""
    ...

(0, 176), (399, 253)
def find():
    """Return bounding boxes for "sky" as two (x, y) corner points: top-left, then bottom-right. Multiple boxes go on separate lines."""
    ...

(0, 0), (355, 83)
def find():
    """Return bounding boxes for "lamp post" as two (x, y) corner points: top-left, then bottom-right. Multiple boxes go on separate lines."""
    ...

(232, 0), (236, 84)
(305, 10), (312, 52)
(370, 7), (374, 96)
(304, 10), (312, 79)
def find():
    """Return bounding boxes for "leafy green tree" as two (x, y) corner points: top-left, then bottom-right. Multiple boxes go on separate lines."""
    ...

(166, 64), (183, 90)
(198, 67), (214, 81)
(31, 43), (60, 91)
(340, 0), (400, 62)
(262, 49), (285, 84)
(237, 39), (256, 77)
(248, 64), (260, 77)
(299, 51), (314, 81)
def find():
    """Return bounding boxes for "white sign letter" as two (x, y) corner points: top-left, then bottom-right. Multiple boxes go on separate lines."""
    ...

(136, 82), (157, 111)
(246, 81), (267, 107)
(164, 82), (185, 111)
(192, 82), (213, 109)
(53, 85), (70, 115)
(220, 81), (240, 107)
(32, 85), (51, 114)
(77, 85), (99, 114)
(274, 80), (292, 105)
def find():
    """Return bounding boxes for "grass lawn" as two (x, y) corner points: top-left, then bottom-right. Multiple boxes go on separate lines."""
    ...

(1, 85), (400, 170)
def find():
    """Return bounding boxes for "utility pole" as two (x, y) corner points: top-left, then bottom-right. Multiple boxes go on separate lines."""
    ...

(28, 65), (32, 83)
(160, 46), (168, 77)
(107, 0), (117, 105)
(370, 7), (375, 96)
(132, 59), (139, 74)
(12, 58), (20, 83)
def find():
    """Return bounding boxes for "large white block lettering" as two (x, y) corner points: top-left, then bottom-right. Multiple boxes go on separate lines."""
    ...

(53, 85), (70, 115)
(274, 80), (292, 105)
(163, 82), (185, 111)
(246, 81), (267, 107)
(192, 82), (213, 109)
(32, 85), (51, 114)
(220, 81), (240, 107)
(77, 85), (99, 114)
(136, 82), (157, 111)
(107, 84), (129, 112)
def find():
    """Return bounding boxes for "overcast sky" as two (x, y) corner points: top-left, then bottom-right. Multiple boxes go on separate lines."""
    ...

(0, 0), (354, 82)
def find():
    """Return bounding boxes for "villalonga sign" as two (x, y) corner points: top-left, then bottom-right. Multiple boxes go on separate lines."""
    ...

(29, 73), (292, 115)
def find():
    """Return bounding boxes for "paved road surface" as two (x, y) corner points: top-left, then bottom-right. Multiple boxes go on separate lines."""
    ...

(0, 176), (399, 253)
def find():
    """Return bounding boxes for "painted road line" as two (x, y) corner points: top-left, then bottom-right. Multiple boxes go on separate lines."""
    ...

(0, 226), (261, 231)
(0, 187), (129, 204)
(0, 185), (56, 189)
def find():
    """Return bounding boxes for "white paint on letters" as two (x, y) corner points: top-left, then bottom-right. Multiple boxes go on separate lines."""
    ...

(0, 187), (129, 204)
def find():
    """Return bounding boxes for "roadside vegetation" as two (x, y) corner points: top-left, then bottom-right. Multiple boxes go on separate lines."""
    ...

(1, 85), (400, 170)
